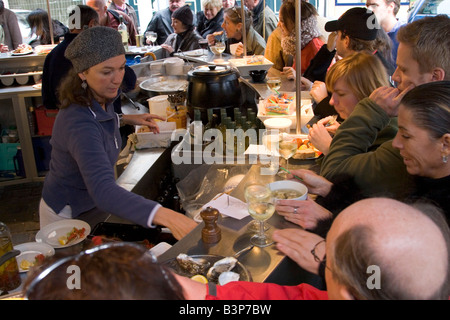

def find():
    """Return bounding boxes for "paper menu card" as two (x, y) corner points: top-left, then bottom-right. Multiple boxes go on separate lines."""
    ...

(202, 193), (249, 220)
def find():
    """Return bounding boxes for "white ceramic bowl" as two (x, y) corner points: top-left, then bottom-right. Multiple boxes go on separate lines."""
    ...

(264, 118), (292, 133)
(268, 180), (308, 201)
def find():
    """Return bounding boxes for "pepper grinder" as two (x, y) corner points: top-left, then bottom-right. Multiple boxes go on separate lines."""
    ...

(200, 206), (221, 244)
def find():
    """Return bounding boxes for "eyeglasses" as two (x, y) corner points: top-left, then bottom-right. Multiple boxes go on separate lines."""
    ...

(311, 239), (331, 272)
(24, 242), (178, 299)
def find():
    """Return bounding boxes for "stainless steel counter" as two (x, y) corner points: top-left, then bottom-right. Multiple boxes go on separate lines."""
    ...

(158, 163), (325, 287)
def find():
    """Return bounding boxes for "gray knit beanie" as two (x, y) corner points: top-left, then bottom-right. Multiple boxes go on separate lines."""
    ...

(172, 5), (193, 27)
(65, 26), (125, 73)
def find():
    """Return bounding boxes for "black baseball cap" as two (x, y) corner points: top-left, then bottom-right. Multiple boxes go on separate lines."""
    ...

(325, 7), (379, 41)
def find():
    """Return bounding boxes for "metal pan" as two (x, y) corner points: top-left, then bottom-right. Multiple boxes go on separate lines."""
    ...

(139, 75), (188, 97)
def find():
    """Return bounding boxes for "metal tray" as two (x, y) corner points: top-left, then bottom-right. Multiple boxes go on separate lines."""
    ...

(162, 254), (252, 283)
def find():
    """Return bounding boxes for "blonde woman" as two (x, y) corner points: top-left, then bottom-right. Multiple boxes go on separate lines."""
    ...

(308, 52), (395, 155)
(196, 0), (224, 38)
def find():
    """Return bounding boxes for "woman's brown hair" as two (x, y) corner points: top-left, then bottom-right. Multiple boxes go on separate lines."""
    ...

(325, 52), (389, 101)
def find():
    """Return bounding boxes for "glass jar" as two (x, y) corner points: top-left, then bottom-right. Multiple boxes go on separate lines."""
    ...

(0, 222), (21, 292)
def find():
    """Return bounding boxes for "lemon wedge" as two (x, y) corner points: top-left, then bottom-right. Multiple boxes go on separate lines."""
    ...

(20, 259), (33, 270)
(190, 275), (208, 284)
(58, 236), (68, 245)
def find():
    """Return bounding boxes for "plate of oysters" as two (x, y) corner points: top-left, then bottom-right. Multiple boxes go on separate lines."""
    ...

(163, 253), (252, 285)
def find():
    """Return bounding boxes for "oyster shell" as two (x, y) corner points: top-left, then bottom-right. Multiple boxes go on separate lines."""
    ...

(218, 271), (240, 285)
(176, 253), (210, 274)
(206, 256), (238, 282)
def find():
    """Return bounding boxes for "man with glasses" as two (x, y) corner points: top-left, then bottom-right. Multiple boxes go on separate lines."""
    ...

(176, 198), (450, 300)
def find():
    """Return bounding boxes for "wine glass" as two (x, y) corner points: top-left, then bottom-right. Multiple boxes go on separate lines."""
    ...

(214, 34), (226, 59)
(261, 130), (280, 175)
(266, 76), (281, 94)
(145, 31), (157, 47)
(277, 133), (298, 177)
(244, 184), (275, 247)
(198, 39), (208, 55)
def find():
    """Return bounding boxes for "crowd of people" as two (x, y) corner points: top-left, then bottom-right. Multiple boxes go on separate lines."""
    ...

(4, 0), (449, 301)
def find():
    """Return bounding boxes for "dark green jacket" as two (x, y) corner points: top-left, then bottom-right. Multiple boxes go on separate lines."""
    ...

(320, 97), (409, 197)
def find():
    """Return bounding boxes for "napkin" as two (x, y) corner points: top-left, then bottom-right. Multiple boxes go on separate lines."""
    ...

(244, 144), (280, 157)
(202, 193), (249, 220)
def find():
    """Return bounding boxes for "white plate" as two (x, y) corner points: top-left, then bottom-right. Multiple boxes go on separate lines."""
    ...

(183, 49), (205, 57)
(11, 50), (33, 56)
(35, 219), (91, 248)
(14, 242), (55, 273)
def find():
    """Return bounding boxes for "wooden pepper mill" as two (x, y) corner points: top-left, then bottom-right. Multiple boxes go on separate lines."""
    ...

(200, 206), (221, 244)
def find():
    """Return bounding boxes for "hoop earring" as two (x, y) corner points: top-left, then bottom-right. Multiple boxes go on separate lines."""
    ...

(81, 80), (87, 90)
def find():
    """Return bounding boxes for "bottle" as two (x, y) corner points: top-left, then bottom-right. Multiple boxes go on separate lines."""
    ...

(0, 222), (21, 292)
(27, 107), (36, 136)
(118, 15), (129, 51)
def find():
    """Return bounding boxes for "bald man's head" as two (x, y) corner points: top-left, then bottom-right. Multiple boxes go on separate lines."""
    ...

(325, 198), (450, 300)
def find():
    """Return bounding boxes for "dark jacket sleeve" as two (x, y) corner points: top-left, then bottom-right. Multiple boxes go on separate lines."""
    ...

(302, 44), (335, 82)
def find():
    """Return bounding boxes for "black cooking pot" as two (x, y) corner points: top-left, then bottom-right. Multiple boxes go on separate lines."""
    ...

(187, 65), (241, 122)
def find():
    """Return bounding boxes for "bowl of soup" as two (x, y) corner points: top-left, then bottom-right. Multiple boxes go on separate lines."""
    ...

(268, 180), (308, 201)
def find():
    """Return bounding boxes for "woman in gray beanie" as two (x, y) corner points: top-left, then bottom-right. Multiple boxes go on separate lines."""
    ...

(40, 26), (197, 240)
(161, 4), (203, 56)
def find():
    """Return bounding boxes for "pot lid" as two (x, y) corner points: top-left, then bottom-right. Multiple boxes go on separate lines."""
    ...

(191, 64), (232, 76)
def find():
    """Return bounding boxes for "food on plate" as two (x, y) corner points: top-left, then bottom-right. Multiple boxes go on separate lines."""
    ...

(272, 188), (304, 200)
(292, 137), (321, 159)
(12, 44), (33, 54)
(58, 227), (86, 245)
(264, 93), (295, 115)
(245, 55), (264, 65)
(176, 253), (210, 274)
(190, 274), (208, 284)
(137, 126), (151, 133)
(20, 254), (46, 271)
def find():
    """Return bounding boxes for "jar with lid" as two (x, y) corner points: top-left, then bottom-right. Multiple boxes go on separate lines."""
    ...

(0, 222), (21, 293)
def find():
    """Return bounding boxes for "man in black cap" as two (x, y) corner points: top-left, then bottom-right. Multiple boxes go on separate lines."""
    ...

(303, 7), (390, 84)
(161, 4), (203, 57)
(302, 7), (394, 120)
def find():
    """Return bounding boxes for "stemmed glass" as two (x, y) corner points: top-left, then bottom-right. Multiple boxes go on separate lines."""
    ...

(277, 133), (298, 177)
(214, 34), (226, 59)
(244, 183), (275, 247)
(266, 76), (282, 94)
(261, 130), (280, 175)
(145, 31), (157, 47)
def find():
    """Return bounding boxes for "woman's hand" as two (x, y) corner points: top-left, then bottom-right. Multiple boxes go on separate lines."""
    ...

(282, 67), (295, 80)
(275, 198), (333, 229)
(316, 116), (340, 135)
(273, 228), (326, 275)
(161, 44), (174, 54)
(234, 42), (244, 57)
(300, 77), (313, 91)
(287, 169), (333, 197)
(308, 122), (333, 155)
(326, 31), (337, 52)
(153, 207), (198, 240)
(310, 81), (328, 104)
(206, 34), (216, 46)
(122, 113), (166, 133)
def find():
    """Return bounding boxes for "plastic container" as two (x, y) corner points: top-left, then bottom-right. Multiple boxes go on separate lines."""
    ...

(35, 106), (58, 136)
(0, 143), (20, 171)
